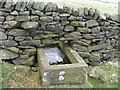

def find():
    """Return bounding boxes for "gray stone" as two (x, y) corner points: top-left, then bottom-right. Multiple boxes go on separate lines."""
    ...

(15, 16), (30, 21)
(0, 16), (4, 21)
(0, 40), (18, 47)
(33, 2), (45, 11)
(12, 58), (26, 65)
(89, 66), (106, 79)
(25, 56), (35, 66)
(60, 17), (68, 21)
(68, 15), (76, 21)
(72, 10), (79, 16)
(24, 48), (37, 56)
(10, 11), (18, 15)
(19, 40), (41, 46)
(59, 13), (70, 17)
(15, 1), (22, 11)
(89, 52), (101, 62)
(30, 16), (39, 21)
(65, 32), (81, 38)
(84, 7), (89, 15)
(64, 25), (74, 31)
(40, 16), (53, 22)
(20, 2), (27, 11)
(21, 22), (38, 29)
(45, 3), (57, 12)
(2, 21), (18, 28)
(4, 1), (12, 9)
(63, 6), (72, 14)
(78, 52), (90, 58)
(88, 44), (106, 52)
(0, 28), (5, 32)
(61, 21), (69, 25)
(71, 21), (86, 27)
(86, 20), (99, 27)
(47, 25), (55, 31)
(91, 27), (101, 33)
(89, 8), (95, 16)
(0, 32), (7, 40)
(94, 9), (100, 19)
(8, 29), (29, 36)
(83, 34), (95, 39)
(103, 52), (114, 60)
(0, 49), (19, 60)
(6, 47), (19, 53)
(15, 36), (25, 41)
(71, 41), (89, 46)
(31, 10), (44, 16)
(77, 27), (91, 33)
(6, 16), (14, 21)
(99, 11), (106, 20)
(72, 44), (88, 52)
(54, 26), (64, 33)
(54, 16), (60, 21)
(19, 11), (30, 16)
(78, 8), (84, 16)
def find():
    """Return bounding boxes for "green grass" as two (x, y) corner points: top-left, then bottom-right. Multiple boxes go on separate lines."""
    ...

(1, 62), (119, 88)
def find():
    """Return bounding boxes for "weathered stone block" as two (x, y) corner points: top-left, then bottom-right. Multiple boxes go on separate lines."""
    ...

(0, 32), (7, 40)
(72, 44), (88, 52)
(71, 21), (85, 27)
(21, 22), (38, 29)
(19, 40), (41, 46)
(64, 25), (74, 31)
(86, 20), (99, 27)
(77, 27), (91, 33)
(33, 2), (45, 11)
(2, 21), (18, 28)
(30, 16), (39, 21)
(24, 48), (37, 56)
(88, 44), (106, 52)
(31, 10), (44, 16)
(6, 16), (14, 21)
(15, 16), (30, 21)
(40, 16), (53, 22)
(8, 29), (29, 36)
(0, 40), (18, 47)
(0, 49), (19, 60)
(37, 42), (88, 85)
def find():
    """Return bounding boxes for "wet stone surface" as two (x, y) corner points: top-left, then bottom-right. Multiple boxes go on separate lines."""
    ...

(44, 47), (71, 65)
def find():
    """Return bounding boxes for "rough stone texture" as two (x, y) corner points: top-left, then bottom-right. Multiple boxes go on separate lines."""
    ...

(0, 32), (7, 40)
(0, 49), (19, 60)
(0, 2), (118, 68)
(2, 21), (18, 28)
(15, 16), (30, 21)
(33, 2), (45, 11)
(72, 44), (88, 52)
(40, 16), (53, 22)
(0, 40), (18, 47)
(71, 21), (86, 27)
(19, 40), (41, 46)
(64, 25), (74, 31)
(86, 20), (99, 27)
(21, 22), (38, 29)
(77, 27), (91, 33)
(8, 29), (29, 36)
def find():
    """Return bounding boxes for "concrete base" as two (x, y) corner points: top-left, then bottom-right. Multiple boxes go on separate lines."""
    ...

(37, 42), (88, 85)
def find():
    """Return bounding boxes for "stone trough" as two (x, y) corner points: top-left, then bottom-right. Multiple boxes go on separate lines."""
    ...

(37, 42), (88, 85)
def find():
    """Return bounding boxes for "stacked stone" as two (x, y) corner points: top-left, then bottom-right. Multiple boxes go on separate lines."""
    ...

(0, 1), (119, 66)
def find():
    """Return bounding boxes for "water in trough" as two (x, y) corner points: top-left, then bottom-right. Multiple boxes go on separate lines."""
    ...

(44, 47), (71, 65)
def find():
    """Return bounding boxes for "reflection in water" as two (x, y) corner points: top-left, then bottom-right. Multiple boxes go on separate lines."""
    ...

(44, 47), (71, 65)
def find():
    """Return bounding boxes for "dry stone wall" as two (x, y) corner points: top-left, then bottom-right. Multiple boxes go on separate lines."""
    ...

(0, 1), (119, 66)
